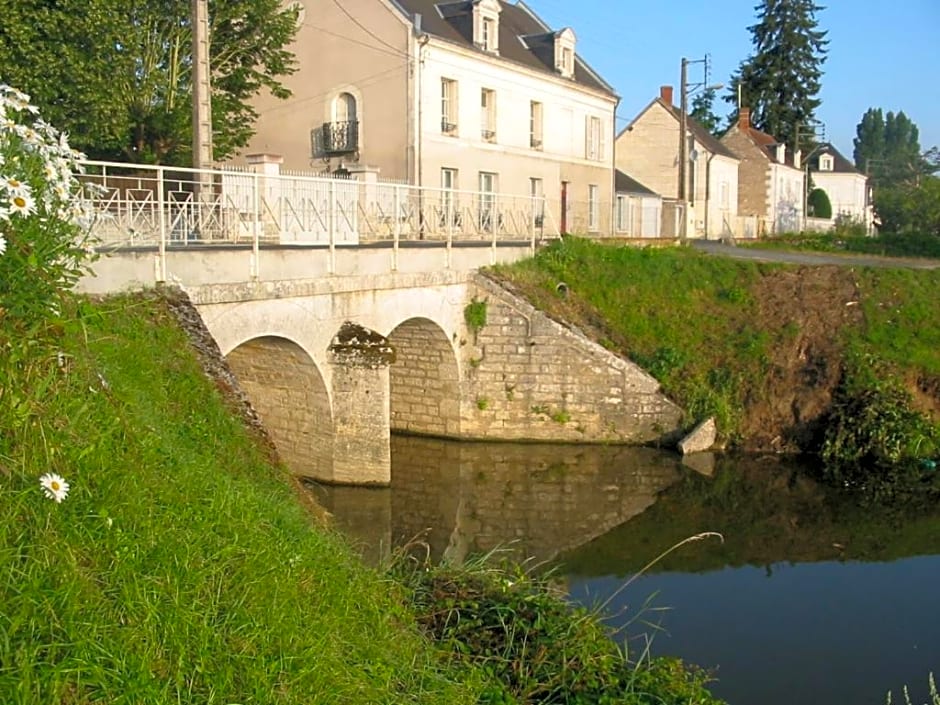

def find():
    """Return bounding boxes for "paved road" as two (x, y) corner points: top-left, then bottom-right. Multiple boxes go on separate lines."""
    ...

(691, 240), (940, 270)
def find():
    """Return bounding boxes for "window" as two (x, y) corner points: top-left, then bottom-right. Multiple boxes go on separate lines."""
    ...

(479, 172), (497, 232)
(588, 184), (599, 231)
(530, 101), (543, 149)
(616, 195), (627, 232)
(585, 116), (604, 161)
(441, 78), (458, 135)
(820, 154), (834, 171)
(481, 89), (496, 142)
(553, 28), (576, 78)
(482, 17), (496, 52)
(441, 168), (459, 228)
(562, 47), (573, 74)
(529, 177), (544, 228)
(333, 93), (357, 124)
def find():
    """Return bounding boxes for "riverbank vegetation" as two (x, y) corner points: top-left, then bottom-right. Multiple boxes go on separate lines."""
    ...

(492, 237), (940, 487)
(740, 224), (940, 259)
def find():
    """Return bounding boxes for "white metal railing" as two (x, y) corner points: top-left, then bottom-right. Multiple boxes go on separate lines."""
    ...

(77, 160), (559, 256)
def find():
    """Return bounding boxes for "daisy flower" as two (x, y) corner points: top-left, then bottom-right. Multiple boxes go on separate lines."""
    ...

(2, 175), (29, 196)
(39, 473), (70, 503)
(0, 234), (6, 254)
(8, 192), (36, 217)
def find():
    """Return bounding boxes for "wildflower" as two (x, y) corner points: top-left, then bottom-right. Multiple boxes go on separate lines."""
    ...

(39, 473), (70, 503)
(0, 234), (6, 255)
(8, 192), (36, 217)
(2, 175), (29, 195)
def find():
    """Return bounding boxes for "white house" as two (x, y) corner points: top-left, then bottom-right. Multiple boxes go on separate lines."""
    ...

(615, 86), (740, 238)
(808, 142), (872, 230)
(614, 170), (661, 238)
(236, 0), (620, 235)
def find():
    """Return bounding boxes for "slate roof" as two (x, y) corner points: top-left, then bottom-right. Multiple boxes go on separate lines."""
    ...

(393, 0), (615, 95)
(809, 142), (860, 174)
(615, 169), (658, 196)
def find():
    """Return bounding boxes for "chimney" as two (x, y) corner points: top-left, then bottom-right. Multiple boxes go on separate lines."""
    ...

(660, 85), (674, 106)
(738, 107), (751, 130)
(776, 143), (786, 164)
(794, 149), (802, 170)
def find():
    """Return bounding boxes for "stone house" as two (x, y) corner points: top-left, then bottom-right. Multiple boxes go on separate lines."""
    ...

(235, 0), (619, 234)
(807, 142), (872, 231)
(615, 86), (740, 239)
(720, 108), (805, 234)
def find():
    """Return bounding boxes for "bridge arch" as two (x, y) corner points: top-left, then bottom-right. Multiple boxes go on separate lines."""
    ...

(388, 317), (461, 438)
(225, 335), (334, 482)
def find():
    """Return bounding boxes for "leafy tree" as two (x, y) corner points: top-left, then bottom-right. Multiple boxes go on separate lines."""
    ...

(874, 176), (940, 236)
(808, 188), (832, 219)
(853, 108), (937, 187)
(725, 0), (828, 148)
(689, 87), (722, 137)
(0, 0), (298, 166)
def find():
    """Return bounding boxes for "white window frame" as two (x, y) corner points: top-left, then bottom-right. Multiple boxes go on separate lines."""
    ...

(479, 171), (497, 232)
(481, 88), (496, 142)
(441, 168), (459, 228)
(588, 184), (599, 231)
(482, 17), (496, 52)
(616, 195), (627, 232)
(441, 78), (458, 135)
(530, 101), (543, 150)
(586, 116), (604, 161)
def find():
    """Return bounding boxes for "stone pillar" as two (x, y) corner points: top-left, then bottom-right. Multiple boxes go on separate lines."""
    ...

(245, 153), (283, 241)
(329, 322), (396, 486)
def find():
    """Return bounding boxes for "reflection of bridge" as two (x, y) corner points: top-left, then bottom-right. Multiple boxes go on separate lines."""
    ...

(79, 160), (683, 486)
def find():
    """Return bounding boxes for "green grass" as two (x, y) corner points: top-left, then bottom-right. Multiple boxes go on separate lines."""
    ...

(0, 292), (483, 704)
(742, 230), (940, 259)
(492, 238), (940, 454)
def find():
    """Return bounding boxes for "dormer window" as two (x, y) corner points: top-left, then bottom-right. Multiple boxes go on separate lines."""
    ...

(472, 0), (501, 54)
(553, 28), (576, 78)
(819, 154), (834, 171)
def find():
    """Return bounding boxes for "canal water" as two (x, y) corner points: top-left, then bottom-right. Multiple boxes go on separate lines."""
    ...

(306, 435), (940, 705)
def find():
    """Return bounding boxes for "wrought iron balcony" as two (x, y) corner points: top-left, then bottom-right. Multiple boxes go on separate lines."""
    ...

(311, 120), (359, 158)
(441, 119), (458, 136)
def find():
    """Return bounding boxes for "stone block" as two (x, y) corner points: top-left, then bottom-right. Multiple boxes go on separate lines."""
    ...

(678, 417), (717, 455)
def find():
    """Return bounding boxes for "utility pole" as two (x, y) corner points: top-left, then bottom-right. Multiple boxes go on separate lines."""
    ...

(192, 0), (213, 170)
(677, 55), (721, 240)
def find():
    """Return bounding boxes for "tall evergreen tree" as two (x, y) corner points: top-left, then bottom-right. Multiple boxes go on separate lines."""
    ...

(689, 88), (722, 137)
(726, 0), (828, 148)
(853, 108), (937, 187)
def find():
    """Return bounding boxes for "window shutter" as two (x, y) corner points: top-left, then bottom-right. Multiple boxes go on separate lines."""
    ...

(584, 115), (591, 159)
(599, 119), (608, 161)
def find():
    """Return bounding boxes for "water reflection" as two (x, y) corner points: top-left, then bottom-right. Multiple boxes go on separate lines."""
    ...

(309, 438), (940, 705)
(306, 435), (688, 566)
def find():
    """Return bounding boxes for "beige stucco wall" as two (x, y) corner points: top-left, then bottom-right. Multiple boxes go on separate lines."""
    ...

(418, 39), (617, 235)
(233, 0), (412, 178)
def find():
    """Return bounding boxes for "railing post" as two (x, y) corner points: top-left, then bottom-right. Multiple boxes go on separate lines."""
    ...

(445, 190), (453, 270)
(156, 165), (167, 283)
(490, 193), (498, 264)
(251, 172), (260, 280)
(393, 185), (401, 272)
(328, 178), (336, 274)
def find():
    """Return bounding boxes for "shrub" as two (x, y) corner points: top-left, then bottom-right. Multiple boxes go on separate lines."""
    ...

(808, 188), (832, 219)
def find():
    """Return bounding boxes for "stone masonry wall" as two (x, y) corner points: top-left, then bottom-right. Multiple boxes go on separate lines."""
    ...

(721, 128), (770, 218)
(457, 273), (683, 443)
(389, 319), (461, 437)
(226, 337), (334, 480)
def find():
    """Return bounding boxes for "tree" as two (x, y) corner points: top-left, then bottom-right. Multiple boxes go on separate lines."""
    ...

(0, 0), (298, 165)
(689, 87), (722, 137)
(725, 0), (828, 148)
(853, 108), (937, 187)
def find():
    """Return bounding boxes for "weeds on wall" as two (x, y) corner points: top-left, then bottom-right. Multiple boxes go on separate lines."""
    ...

(464, 297), (488, 340)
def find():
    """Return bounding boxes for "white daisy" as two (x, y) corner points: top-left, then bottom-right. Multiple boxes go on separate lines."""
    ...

(8, 192), (36, 217)
(0, 234), (6, 254)
(39, 473), (70, 503)
(2, 175), (29, 196)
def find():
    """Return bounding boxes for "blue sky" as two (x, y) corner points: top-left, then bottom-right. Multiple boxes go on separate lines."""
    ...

(525, 0), (940, 161)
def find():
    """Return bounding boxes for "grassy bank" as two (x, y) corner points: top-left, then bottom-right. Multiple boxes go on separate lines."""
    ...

(492, 238), (940, 474)
(0, 292), (484, 703)
(0, 291), (726, 704)
(741, 229), (940, 260)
